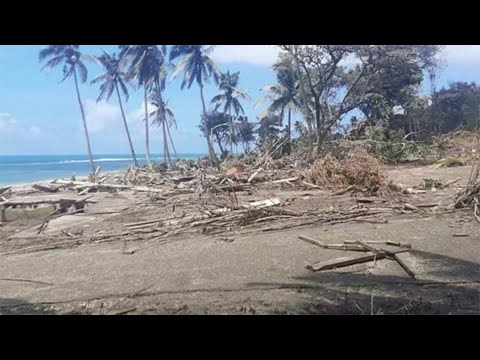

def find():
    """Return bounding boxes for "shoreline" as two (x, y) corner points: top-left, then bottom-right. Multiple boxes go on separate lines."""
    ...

(0, 155), (206, 189)
(1, 170), (125, 192)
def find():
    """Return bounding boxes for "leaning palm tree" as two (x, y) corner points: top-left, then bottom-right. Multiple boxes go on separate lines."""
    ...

(120, 45), (168, 167)
(39, 45), (96, 172)
(91, 51), (139, 167)
(169, 45), (221, 162)
(211, 71), (251, 153)
(257, 64), (300, 143)
(150, 92), (177, 164)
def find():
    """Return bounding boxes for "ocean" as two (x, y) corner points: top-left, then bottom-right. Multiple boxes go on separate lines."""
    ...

(0, 154), (204, 186)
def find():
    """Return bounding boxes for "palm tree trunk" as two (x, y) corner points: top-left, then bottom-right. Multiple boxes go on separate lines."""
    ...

(215, 132), (225, 155)
(288, 107), (292, 143)
(154, 85), (171, 166)
(73, 67), (96, 173)
(199, 85), (217, 162)
(167, 125), (177, 157)
(229, 109), (233, 154)
(115, 82), (138, 167)
(162, 118), (171, 166)
(144, 86), (152, 168)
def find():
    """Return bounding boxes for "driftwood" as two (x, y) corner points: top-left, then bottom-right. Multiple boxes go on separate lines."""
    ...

(172, 176), (196, 184)
(307, 252), (387, 272)
(298, 235), (366, 252)
(247, 169), (262, 183)
(344, 240), (412, 249)
(272, 177), (300, 184)
(52, 179), (164, 194)
(301, 181), (321, 189)
(355, 240), (384, 254)
(443, 178), (462, 188)
(0, 198), (96, 207)
(32, 184), (60, 193)
(244, 198), (281, 209)
(403, 203), (419, 211)
(393, 253), (416, 279)
(0, 187), (11, 195)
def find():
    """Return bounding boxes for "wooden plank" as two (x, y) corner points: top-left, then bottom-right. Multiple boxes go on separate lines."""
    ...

(0, 187), (12, 195)
(298, 236), (367, 252)
(301, 181), (321, 189)
(344, 240), (412, 249)
(32, 184), (60, 193)
(306, 252), (387, 272)
(393, 253), (416, 279)
(355, 240), (384, 253)
(298, 235), (327, 248)
(272, 177), (300, 184)
(52, 180), (164, 194)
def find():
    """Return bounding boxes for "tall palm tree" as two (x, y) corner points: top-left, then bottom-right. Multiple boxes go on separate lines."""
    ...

(91, 51), (139, 167)
(169, 45), (221, 162)
(257, 64), (300, 143)
(211, 71), (251, 153)
(150, 92), (177, 164)
(39, 45), (96, 172)
(120, 45), (168, 167)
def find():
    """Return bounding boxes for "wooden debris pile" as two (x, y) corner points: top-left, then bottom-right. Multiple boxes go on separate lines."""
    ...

(299, 235), (415, 279)
(455, 163), (480, 223)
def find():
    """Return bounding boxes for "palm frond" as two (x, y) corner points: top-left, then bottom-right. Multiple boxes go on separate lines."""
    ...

(90, 73), (108, 85)
(118, 79), (130, 102)
(41, 54), (65, 71)
(76, 61), (88, 83)
(60, 65), (73, 83)
(96, 82), (111, 102)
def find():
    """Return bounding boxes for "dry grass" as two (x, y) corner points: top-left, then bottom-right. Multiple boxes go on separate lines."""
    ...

(307, 148), (385, 189)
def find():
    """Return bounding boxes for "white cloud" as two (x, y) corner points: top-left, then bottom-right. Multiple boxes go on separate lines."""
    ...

(210, 45), (480, 68)
(84, 99), (122, 133)
(0, 113), (16, 129)
(83, 98), (163, 139)
(444, 45), (480, 65)
(213, 45), (280, 66)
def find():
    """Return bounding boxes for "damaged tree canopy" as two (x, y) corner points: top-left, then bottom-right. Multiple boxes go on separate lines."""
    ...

(278, 45), (442, 147)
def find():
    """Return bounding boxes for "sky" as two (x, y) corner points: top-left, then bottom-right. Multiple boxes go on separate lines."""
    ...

(1, 45), (480, 156)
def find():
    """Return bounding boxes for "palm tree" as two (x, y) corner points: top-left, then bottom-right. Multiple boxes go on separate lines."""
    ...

(91, 51), (139, 167)
(120, 45), (168, 167)
(257, 64), (300, 143)
(236, 116), (255, 154)
(150, 92), (177, 164)
(169, 45), (221, 162)
(39, 45), (96, 172)
(211, 71), (251, 154)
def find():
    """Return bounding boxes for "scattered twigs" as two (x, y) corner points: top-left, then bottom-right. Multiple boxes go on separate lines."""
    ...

(454, 163), (480, 223)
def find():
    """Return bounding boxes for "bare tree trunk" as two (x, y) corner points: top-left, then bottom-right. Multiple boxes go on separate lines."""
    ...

(229, 109), (234, 154)
(73, 67), (95, 173)
(115, 82), (138, 167)
(215, 132), (225, 155)
(315, 97), (322, 154)
(199, 85), (217, 162)
(144, 86), (152, 168)
(154, 85), (171, 166)
(167, 125), (177, 157)
(288, 107), (292, 143)
(162, 117), (171, 166)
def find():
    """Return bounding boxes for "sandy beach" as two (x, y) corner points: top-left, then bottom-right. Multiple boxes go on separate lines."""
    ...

(1, 162), (479, 315)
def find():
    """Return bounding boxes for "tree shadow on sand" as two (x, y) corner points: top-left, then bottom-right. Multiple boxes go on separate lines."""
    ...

(247, 250), (480, 315)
